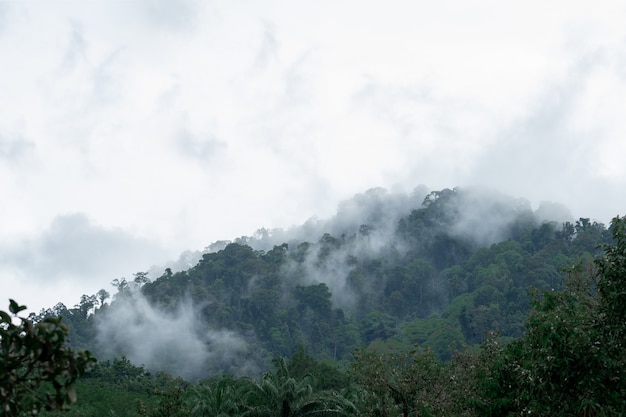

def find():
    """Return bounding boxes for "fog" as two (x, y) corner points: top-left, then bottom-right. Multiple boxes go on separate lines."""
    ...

(187, 186), (576, 310)
(95, 291), (259, 380)
(3, 0), (625, 315)
(92, 185), (584, 374)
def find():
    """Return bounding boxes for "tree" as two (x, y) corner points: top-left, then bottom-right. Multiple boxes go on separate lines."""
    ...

(96, 289), (110, 306)
(596, 215), (626, 335)
(0, 300), (95, 416)
(474, 216), (626, 416)
(189, 377), (238, 417)
(350, 346), (447, 417)
(239, 358), (354, 417)
(133, 271), (152, 288)
(138, 386), (189, 417)
(286, 346), (349, 391)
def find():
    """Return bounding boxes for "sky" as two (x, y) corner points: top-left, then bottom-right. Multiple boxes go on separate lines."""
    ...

(1, 0), (626, 313)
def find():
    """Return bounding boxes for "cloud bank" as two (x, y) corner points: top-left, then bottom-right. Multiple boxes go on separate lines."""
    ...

(0, 214), (170, 312)
(1, 0), (625, 313)
(95, 291), (258, 380)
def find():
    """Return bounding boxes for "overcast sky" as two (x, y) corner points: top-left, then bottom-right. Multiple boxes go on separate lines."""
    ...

(2, 0), (626, 313)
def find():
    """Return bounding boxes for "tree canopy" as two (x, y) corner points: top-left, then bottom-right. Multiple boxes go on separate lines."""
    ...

(10, 189), (626, 416)
(0, 300), (95, 416)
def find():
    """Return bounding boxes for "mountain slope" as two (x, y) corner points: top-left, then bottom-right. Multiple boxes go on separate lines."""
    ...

(36, 187), (610, 379)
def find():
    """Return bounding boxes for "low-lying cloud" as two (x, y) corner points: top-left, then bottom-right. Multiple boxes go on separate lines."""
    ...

(95, 291), (258, 380)
(0, 213), (171, 312)
(227, 186), (577, 311)
(2, 213), (168, 281)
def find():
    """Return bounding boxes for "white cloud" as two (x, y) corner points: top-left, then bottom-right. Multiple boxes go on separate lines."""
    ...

(1, 0), (626, 311)
(0, 214), (170, 312)
(96, 292), (256, 379)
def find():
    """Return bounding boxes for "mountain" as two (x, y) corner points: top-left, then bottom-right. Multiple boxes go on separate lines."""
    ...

(33, 186), (610, 380)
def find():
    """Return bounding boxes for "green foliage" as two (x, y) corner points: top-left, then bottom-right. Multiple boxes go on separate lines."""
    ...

(396, 316), (464, 360)
(29, 210), (626, 416)
(39, 357), (189, 417)
(188, 376), (239, 417)
(286, 346), (349, 391)
(350, 345), (450, 417)
(138, 386), (190, 417)
(0, 300), (95, 416)
(115, 197), (611, 369)
(473, 216), (626, 416)
(238, 357), (354, 417)
(597, 215), (626, 332)
(18, 190), (626, 416)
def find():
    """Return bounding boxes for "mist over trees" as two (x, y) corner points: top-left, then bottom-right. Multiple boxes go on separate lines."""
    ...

(32, 187), (608, 370)
(18, 186), (626, 416)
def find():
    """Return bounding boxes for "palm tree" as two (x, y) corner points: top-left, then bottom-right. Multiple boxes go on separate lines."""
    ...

(189, 377), (239, 417)
(239, 358), (355, 417)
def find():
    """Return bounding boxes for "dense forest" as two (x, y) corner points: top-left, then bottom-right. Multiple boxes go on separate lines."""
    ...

(4, 187), (626, 416)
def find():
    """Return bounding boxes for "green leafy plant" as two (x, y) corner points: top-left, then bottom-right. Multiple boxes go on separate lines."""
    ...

(0, 300), (96, 416)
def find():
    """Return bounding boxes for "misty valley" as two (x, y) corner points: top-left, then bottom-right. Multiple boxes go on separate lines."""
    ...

(3, 187), (626, 416)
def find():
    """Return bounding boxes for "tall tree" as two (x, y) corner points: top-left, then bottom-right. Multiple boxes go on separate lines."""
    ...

(475, 216), (626, 416)
(350, 346), (447, 417)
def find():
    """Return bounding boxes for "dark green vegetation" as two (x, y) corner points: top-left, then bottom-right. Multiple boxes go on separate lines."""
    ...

(0, 300), (95, 416)
(7, 187), (626, 416)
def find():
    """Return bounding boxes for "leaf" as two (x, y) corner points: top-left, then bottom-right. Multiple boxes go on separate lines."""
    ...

(0, 310), (12, 323)
(9, 299), (27, 314)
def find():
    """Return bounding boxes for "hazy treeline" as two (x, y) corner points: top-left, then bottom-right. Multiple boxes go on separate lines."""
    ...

(28, 187), (626, 416)
(32, 187), (610, 380)
(37, 213), (626, 416)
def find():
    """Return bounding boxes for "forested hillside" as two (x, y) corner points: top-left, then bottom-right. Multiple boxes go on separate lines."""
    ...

(33, 187), (610, 376)
(11, 186), (626, 416)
